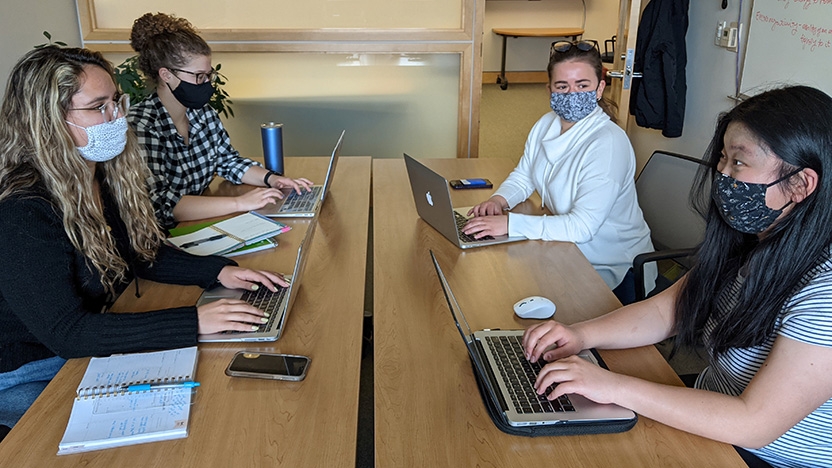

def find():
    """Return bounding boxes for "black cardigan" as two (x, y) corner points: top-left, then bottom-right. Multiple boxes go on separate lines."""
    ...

(0, 178), (234, 373)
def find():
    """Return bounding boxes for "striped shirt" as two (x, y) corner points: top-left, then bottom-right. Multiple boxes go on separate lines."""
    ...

(696, 249), (832, 468)
(128, 93), (259, 229)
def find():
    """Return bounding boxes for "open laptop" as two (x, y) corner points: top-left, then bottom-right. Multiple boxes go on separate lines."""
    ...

(197, 217), (318, 342)
(256, 130), (345, 218)
(430, 251), (637, 428)
(403, 153), (525, 249)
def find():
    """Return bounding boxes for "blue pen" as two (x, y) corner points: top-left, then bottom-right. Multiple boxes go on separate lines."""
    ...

(126, 381), (200, 392)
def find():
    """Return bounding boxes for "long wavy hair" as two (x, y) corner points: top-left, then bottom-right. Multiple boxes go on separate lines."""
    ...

(0, 46), (164, 294)
(547, 43), (617, 123)
(675, 86), (832, 357)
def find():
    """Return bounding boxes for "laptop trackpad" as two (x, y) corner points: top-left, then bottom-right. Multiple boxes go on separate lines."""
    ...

(197, 287), (242, 306)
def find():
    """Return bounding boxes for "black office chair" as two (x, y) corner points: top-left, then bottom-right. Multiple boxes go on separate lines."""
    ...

(601, 36), (616, 64)
(633, 151), (709, 301)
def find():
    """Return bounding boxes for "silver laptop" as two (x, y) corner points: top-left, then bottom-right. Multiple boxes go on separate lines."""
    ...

(197, 217), (318, 342)
(256, 130), (345, 218)
(430, 251), (637, 427)
(403, 153), (525, 249)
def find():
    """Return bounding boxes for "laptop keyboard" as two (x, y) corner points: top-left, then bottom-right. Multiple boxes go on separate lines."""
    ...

(486, 335), (575, 414)
(454, 211), (494, 243)
(282, 187), (322, 213)
(224, 286), (288, 334)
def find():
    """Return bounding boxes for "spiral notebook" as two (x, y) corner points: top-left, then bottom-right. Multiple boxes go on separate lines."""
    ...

(57, 347), (199, 455)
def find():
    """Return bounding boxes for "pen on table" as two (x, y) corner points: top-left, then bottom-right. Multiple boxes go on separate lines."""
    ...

(180, 234), (225, 249)
(125, 381), (201, 392)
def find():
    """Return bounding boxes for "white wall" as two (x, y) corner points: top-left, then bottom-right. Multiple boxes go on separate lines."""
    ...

(0, 0), (82, 96)
(483, 0), (618, 72)
(626, 1), (750, 171)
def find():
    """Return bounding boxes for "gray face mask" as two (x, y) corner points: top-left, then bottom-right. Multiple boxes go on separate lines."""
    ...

(66, 116), (128, 162)
(550, 90), (598, 122)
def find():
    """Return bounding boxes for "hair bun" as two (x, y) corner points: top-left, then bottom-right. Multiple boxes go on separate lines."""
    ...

(130, 12), (198, 53)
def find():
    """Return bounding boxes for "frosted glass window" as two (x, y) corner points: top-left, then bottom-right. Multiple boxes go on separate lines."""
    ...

(93, 0), (463, 29)
(160, 53), (462, 159)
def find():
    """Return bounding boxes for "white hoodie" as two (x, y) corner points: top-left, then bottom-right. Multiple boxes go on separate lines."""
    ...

(493, 107), (656, 291)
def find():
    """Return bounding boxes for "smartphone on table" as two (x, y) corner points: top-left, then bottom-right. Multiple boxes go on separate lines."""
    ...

(225, 351), (310, 381)
(449, 178), (493, 190)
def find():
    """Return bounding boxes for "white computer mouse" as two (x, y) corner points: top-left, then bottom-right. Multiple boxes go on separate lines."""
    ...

(513, 296), (556, 320)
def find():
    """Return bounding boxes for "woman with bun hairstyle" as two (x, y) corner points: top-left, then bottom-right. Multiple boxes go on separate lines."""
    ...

(0, 46), (289, 426)
(128, 12), (312, 229)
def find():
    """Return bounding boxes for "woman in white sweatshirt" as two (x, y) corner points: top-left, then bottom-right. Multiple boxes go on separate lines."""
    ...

(464, 41), (655, 304)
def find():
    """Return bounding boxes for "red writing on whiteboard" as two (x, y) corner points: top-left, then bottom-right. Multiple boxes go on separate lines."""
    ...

(755, 11), (832, 38)
(779, 0), (832, 11)
(800, 34), (832, 51)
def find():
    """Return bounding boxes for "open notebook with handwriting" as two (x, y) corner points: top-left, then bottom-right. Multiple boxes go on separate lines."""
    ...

(57, 346), (199, 455)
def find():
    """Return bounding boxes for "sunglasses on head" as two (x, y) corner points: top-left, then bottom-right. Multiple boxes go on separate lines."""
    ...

(550, 40), (600, 57)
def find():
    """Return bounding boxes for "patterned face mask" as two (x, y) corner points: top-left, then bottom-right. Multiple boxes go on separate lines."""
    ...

(711, 170), (801, 234)
(549, 89), (598, 122)
(65, 116), (128, 162)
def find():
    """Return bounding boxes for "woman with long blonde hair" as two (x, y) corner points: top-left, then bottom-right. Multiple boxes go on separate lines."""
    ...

(0, 46), (287, 428)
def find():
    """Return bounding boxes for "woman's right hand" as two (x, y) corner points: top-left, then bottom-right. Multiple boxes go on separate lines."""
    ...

(196, 298), (269, 335)
(234, 187), (287, 212)
(522, 320), (586, 363)
(468, 196), (508, 217)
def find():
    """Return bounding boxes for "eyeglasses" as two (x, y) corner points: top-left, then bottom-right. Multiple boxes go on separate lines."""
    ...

(171, 68), (217, 84)
(550, 40), (600, 57)
(68, 93), (130, 123)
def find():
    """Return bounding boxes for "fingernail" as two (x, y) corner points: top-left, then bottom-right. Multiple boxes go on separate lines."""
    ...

(251, 284), (259, 291)
(264, 312), (270, 317)
(251, 325), (259, 330)
(260, 317), (268, 323)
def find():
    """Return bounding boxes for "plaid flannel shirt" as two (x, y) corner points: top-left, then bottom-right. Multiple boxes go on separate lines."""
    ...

(128, 93), (259, 229)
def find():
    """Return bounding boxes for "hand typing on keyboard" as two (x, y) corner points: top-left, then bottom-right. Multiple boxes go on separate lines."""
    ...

(196, 266), (290, 335)
(265, 173), (315, 194)
(461, 214), (508, 239)
(217, 265), (289, 293)
(235, 187), (290, 212)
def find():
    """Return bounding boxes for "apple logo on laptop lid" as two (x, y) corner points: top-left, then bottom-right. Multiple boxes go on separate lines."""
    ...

(426, 191), (434, 206)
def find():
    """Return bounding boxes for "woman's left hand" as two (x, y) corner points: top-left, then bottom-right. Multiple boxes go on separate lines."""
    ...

(462, 215), (508, 238)
(271, 176), (314, 194)
(216, 266), (290, 292)
(534, 355), (622, 405)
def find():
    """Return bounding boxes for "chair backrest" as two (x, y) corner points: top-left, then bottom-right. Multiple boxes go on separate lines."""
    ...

(602, 35), (616, 63)
(636, 151), (709, 256)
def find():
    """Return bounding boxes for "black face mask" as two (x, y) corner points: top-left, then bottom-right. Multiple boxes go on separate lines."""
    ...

(167, 80), (214, 109)
(711, 169), (801, 234)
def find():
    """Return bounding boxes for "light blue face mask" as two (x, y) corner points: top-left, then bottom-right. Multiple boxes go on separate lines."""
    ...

(549, 90), (598, 122)
(66, 116), (128, 162)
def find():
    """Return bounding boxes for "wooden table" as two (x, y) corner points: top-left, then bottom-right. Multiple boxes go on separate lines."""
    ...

(372, 157), (744, 467)
(0, 156), (371, 467)
(492, 27), (584, 90)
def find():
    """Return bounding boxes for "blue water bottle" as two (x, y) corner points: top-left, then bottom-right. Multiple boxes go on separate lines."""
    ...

(261, 122), (284, 175)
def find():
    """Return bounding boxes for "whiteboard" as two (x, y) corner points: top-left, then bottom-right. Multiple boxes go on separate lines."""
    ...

(740, 0), (832, 97)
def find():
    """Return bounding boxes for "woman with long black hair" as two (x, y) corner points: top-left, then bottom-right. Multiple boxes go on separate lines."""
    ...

(522, 85), (832, 468)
